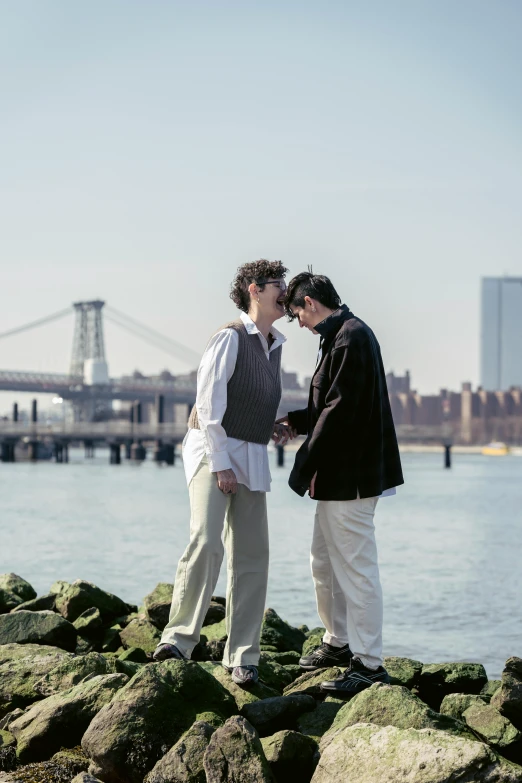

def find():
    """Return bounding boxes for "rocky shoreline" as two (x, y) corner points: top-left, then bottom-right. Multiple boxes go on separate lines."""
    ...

(0, 572), (521, 782)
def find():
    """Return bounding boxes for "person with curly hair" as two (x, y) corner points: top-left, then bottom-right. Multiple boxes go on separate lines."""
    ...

(154, 259), (291, 688)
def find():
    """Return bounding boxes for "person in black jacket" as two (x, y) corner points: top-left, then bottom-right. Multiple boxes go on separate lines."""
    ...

(278, 271), (404, 697)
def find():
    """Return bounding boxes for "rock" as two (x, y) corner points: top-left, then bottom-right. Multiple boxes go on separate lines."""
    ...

(0, 643), (73, 713)
(11, 594), (56, 614)
(297, 699), (344, 740)
(0, 590), (22, 615)
(440, 692), (487, 720)
(463, 701), (522, 762)
(419, 662), (488, 710)
(263, 651), (301, 665)
(144, 720), (214, 783)
(118, 646), (148, 664)
(0, 575), (36, 605)
(119, 617), (161, 653)
(314, 723), (522, 783)
(55, 580), (130, 623)
(204, 602), (226, 627)
(492, 658), (522, 731)
(10, 673), (128, 762)
(211, 595), (226, 607)
(34, 651), (111, 696)
(326, 683), (473, 739)
(198, 662), (280, 710)
(143, 583), (173, 631)
(257, 655), (293, 692)
(76, 637), (97, 655)
(195, 712), (224, 728)
(283, 667), (342, 697)
(240, 694), (316, 737)
(282, 665), (302, 682)
(0, 709), (24, 731)
(260, 609), (306, 653)
(201, 619), (227, 643)
(0, 611), (76, 652)
(72, 775), (104, 783)
(0, 732), (15, 748)
(73, 608), (103, 638)
(205, 640), (227, 661)
(101, 625), (122, 653)
(300, 628), (325, 658)
(52, 747), (90, 772)
(0, 749), (91, 781)
(384, 656), (424, 689)
(49, 580), (70, 595)
(261, 730), (317, 783)
(203, 715), (275, 783)
(0, 745), (16, 773)
(482, 681), (502, 703)
(82, 660), (235, 783)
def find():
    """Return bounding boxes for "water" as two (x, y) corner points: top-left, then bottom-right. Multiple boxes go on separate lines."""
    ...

(2, 451), (521, 678)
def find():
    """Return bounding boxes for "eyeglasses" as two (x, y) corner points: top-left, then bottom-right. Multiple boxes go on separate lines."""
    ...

(263, 280), (287, 292)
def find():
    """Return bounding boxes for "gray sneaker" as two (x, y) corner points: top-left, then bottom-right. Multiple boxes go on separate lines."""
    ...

(152, 643), (185, 662)
(224, 664), (259, 687)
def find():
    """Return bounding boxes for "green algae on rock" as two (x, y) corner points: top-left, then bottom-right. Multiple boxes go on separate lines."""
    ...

(384, 656), (424, 689)
(35, 652), (111, 697)
(119, 618), (160, 654)
(240, 693), (316, 737)
(260, 608), (306, 653)
(203, 716), (275, 783)
(283, 667), (342, 697)
(142, 583), (173, 631)
(0, 575), (36, 607)
(144, 720), (214, 783)
(0, 644), (73, 715)
(55, 581), (130, 624)
(0, 612), (76, 652)
(419, 662), (488, 711)
(197, 662), (280, 711)
(81, 660), (235, 783)
(10, 673), (128, 763)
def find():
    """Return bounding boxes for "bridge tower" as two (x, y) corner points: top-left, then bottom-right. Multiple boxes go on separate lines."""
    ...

(70, 300), (111, 422)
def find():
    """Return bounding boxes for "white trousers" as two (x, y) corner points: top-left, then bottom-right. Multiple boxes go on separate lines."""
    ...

(311, 496), (383, 669)
(161, 458), (269, 668)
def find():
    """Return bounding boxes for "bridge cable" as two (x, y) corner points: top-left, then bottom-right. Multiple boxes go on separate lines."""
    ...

(104, 310), (200, 367)
(0, 307), (72, 340)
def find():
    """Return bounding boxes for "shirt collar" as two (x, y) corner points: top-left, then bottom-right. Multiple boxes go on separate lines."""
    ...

(314, 304), (353, 339)
(240, 311), (287, 347)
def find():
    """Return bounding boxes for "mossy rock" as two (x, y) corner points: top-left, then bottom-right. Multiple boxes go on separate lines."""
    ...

(240, 693), (316, 737)
(198, 661), (280, 710)
(325, 683), (474, 741)
(195, 711), (224, 728)
(261, 729), (317, 782)
(0, 574), (37, 605)
(55, 580), (130, 624)
(481, 680), (502, 703)
(419, 662), (488, 711)
(142, 583), (173, 631)
(118, 646), (148, 664)
(282, 664), (302, 682)
(144, 720), (214, 783)
(203, 716), (275, 783)
(12, 594), (57, 614)
(262, 650), (301, 665)
(260, 608), (306, 653)
(297, 700), (344, 741)
(258, 654), (294, 692)
(35, 651), (111, 696)
(0, 729), (15, 748)
(0, 643), (73, 714)
(384, 656), (423, 688)
(10, 673), (128, 762)
(301, 627), (325, 658)
(200, 619), (227, 642)
(463, 702), (522, 760)
(0, 611), (76, 652)
(283, 667), (342, 697)
(72, 608), (103, 638)
(440, 693), (487, 720)
(82, 660), (236, 783)
(491, 658), (522, 732)
(119, 618), (161, 654)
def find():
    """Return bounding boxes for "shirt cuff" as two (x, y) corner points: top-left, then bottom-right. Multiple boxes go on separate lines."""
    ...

(206, 451), (233, 473)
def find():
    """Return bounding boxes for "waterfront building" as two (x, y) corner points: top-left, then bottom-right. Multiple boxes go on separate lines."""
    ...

(481, 277), (522, 391)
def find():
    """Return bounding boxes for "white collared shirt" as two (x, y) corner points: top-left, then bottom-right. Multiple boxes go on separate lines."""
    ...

(182, 311), (286, 491)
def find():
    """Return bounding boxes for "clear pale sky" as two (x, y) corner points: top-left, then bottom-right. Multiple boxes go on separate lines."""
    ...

(1, 0), (521, 412)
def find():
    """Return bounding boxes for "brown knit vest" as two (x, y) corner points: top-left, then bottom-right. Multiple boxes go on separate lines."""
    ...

(188, 320), (282, 445)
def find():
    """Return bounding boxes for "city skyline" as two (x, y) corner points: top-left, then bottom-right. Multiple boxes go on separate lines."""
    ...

(1, 1), (521, 401)
(481, 277), (522, 391)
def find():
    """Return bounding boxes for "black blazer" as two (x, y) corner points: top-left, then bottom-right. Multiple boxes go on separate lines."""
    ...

(288, 305), (404, 501)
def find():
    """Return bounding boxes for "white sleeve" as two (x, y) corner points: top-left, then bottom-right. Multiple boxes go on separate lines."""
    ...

(194, 328), (238, 473)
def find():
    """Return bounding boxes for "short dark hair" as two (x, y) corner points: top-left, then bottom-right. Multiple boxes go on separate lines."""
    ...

(230, 259), (289, 313)
(285, 271), (342, 320)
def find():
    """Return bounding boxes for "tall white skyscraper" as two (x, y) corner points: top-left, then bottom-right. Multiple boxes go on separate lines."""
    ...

(481, 277), (522, 391)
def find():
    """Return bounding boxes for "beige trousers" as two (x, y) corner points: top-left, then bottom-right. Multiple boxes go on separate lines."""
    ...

(161, 458), (269, 667)
(311, 496), (383, 669)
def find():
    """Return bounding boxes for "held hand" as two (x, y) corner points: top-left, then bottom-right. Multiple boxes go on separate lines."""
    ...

(275, 416), (297, 440)
(309, 472), (317, 498)
(216, 469), (238, 495)
(272, 423), (293, 445)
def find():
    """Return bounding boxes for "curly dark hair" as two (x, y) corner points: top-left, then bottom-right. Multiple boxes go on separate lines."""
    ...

(285, 270), (342, 320)
(230, 259), (289, 313)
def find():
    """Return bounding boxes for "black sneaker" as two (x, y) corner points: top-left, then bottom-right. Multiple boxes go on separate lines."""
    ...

(299, 642), (353, 671)
(320, 656), (389, 698)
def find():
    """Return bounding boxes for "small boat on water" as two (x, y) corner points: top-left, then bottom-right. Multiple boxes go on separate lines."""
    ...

(481, 442), (509, 456)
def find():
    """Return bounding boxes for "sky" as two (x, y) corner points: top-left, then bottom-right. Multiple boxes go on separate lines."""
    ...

(1, 0), (521, 412)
